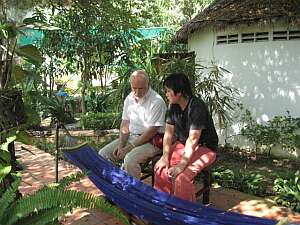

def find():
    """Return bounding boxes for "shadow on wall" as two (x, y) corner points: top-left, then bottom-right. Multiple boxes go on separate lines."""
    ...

(219, 42), (300, 122)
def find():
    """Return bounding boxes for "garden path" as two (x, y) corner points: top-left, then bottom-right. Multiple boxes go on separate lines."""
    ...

(16, 135), (300, 225)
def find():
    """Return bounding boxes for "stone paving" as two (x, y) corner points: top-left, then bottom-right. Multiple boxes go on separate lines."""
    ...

(16, 140), (300, 225)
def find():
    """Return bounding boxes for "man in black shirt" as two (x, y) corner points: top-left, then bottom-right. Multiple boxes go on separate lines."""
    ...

(154, 73), (218, 202)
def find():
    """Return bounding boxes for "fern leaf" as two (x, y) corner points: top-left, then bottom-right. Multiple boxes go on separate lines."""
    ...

(14, 207), (70, 225)
(4, 188), (128, 225)
(56, 171), (87, 189)
(0, 176), (21, 220)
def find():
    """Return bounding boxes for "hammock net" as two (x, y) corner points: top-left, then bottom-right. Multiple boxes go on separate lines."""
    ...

(61, 136), (277, 225)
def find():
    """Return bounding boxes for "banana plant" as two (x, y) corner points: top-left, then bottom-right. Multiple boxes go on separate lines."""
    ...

(0, 19), (44, 89)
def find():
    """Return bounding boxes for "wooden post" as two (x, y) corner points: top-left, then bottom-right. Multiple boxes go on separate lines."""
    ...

(55, 122), (60, 183)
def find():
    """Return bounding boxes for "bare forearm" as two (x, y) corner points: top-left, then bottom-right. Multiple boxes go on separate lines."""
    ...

(118, 132), (129, 148)
(162, 124), (174, 158)
(131, 127), (159, 147)
(180, 130), (202, 167)
(181, 138), (197, 165)
(118, 120), (129, 148)
(162, 134), (172, 158)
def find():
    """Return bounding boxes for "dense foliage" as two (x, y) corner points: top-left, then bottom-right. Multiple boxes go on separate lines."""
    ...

(241, 110), (300, 156)
(80, 112), (121, 130)
(273, 171), (300, 212)
(2, 0), (299, 217)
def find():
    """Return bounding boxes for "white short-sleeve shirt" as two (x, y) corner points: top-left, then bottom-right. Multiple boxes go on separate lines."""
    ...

(122, 88), (167, 134)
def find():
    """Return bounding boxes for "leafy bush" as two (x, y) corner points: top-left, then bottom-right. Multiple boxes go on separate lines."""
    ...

(273, 171), (300, 212)
(85, 87), (114, 113)
(213, 166), (267, 196)
(80, 112), (121, 130)
(241, 110), (300, 155)
(31, 138), (56, 155)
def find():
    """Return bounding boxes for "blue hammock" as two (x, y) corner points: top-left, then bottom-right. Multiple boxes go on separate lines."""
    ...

(63, 142), (277, 225)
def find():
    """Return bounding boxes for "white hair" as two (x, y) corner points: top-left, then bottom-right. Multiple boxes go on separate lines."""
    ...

(130, 70), (149, 85)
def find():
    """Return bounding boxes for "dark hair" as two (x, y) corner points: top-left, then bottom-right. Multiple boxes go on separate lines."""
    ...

(163, 73), (193, 98)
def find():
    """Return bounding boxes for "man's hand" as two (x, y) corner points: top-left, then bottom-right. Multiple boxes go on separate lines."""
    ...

(154, 156), (169, 175)
(113, 145), (132, 160)
(167, 163), (186, 180)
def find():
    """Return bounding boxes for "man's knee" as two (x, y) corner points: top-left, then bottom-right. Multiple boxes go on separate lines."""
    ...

(98, 145), (113, 160)
(98, 139), (119, 159)
(123, 153), (138, 168)
(98, 148), (106, 158)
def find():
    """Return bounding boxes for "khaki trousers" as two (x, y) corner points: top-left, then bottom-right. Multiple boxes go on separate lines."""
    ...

(98, 135), (162, 179)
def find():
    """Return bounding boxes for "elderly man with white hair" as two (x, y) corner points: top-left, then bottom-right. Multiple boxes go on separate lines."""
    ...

(99, 70), (167, 178)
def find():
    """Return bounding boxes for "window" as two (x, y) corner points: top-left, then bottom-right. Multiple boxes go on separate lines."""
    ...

(241, 33), (255, 42)
(272, 30), (300, 41)
(216, 34), (238, 44)
(228, 34), (238, 44)
(255, 32), (269, 41)
(216, 35), (227, 44)
(289, 30), (300, 40)
(273, 31), (288, 41)
(241, 32), (269, 42)
(216, 29), (299, 45)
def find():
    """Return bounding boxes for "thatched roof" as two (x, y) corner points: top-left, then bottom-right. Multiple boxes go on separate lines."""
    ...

(176, 0), (300, 43)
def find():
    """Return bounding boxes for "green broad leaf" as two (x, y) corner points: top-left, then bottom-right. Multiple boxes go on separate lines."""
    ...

(1, 136), (17, 152)
(0, 150), (11, 162)
(16, 131), (33, 145)
(16, 44), (44, 66)
(12, 65), (27, 82)
(0, 165), (12, 182)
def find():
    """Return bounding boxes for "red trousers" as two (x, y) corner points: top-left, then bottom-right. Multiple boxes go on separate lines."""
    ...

(154, 142), (216, 202)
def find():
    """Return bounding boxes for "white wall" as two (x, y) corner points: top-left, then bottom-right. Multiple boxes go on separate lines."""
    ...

(189, 23), (300, 121)
(188, 23), (300, 157)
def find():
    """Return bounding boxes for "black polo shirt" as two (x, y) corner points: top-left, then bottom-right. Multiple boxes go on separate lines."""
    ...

(166, 96), (218, 151)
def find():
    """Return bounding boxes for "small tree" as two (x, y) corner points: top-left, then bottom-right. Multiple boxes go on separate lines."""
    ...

(38, 0), (139, 114)
(195, 62), (240, 129)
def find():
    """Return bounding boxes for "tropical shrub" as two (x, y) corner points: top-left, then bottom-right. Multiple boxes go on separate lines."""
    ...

(80, 112), (121, 130)
(213, 166), (267, 196)
(195, 62), (240, 129)
(273, 171), (300, 212)
(39, 94), (75, 125)
(31, 137), (55, 155)
(241, 110), (300, 156)
(85, 87), (113, 113)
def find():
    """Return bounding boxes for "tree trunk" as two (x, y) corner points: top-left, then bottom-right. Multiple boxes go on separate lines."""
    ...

(81, 85), (86, 114)
(80, 72), (87, 114)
